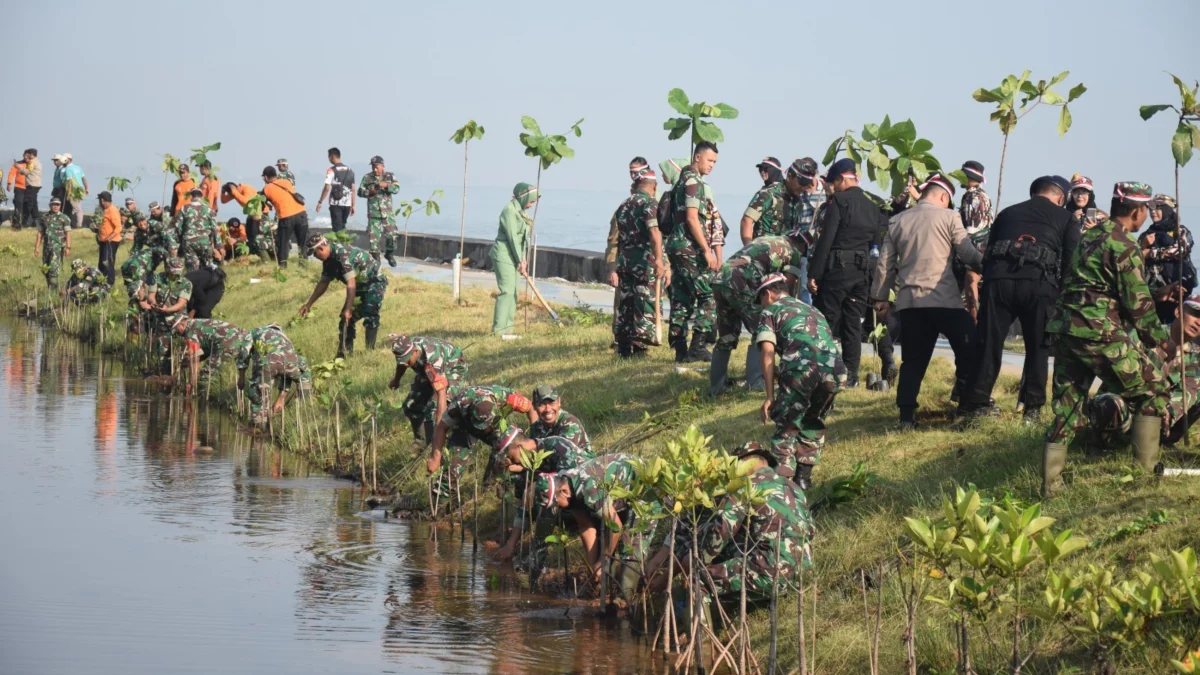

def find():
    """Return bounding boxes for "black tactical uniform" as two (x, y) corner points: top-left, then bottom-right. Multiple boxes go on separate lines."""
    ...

(808, 165), (888, 387)
(960, 177), (1079, 419)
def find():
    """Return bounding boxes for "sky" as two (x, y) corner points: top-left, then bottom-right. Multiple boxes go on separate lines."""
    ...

(3, 0), (1199, 233)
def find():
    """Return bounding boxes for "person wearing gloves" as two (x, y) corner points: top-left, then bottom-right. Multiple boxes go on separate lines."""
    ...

(490, 182), (538, 336)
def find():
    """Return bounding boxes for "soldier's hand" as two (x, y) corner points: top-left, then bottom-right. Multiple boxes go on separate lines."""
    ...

(608, 270), (618, 288)
(518, 261), (527, 276)
(387, 376), (400, 390)
(1163, 339), (1179, 362)
(493, 544), (515, 562)
(704, 249), (719, 272)
(298, 304), (311, 318)
(760, 399), (773, 425)
(426, 450), (443, 474)
(1153, 281), (1181, 303)
(808, 278), (819, 295)
(341, 308), (353, 322)
(874, 300), (890, 320)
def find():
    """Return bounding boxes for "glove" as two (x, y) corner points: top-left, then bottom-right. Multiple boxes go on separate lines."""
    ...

(505, 393), (532, 414)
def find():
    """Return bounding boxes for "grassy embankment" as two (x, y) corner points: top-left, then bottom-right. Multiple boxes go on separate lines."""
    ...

(1, 229), (1198, 674)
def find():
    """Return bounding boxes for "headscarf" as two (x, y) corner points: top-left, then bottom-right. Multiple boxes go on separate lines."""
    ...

(658, 158), (688, 186)
(759, 158), (784, 186)
(1149, 201), (1179, 235)
(1066, 174), (1096, 216)
(512, 182), (538, 210)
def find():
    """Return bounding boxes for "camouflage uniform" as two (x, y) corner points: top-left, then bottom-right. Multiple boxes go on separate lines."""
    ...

(686, 465), (814, 596)
(180, 318), (253, 386)
(147, 211), (178, 266)
(666, 166), (717, 349)
(757, 295), (846, 476)
(512, 435), (595, 531)
(121, 248), (156, 300)
(276, 168), (297, 185)
(245, 324), (312, 423)
(1087, 338), (1200, 443)
(955, 185), (993, 291)
(257, 209), (278, 260)
(614, 188), (661, 349)
(1046, 215), (1171, 447)
(393, 335), (469, 439)
(714, 236), (805, 354)
(356, 172), (400, 260)
(147, 265), (193, 370)
(743, 182), (787, 239)
(437, 384), (530, 495)
(176, 200), (220, 271)
(65, 261), (110, 304)
(557, 454), (656, 556)
(528, 409), (592, 452)
(39, 212), (70, 290)
(319, 242), (389, 348)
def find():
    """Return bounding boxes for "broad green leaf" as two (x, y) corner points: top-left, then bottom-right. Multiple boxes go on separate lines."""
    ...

(973, 87), (1002, 103)
(862, 123), (879, 142)
(822, 137), (843, 165)
(451, 130), (464, 143)
(667, 88), (691, 115)
(694, 119), (723, 143)
(712, 102), (738, 119)
(1041, 90), (1065, 105)
(904, 517), (935, 549)
(896, 157), (911, 174)
(1068, 82), (1087, 103)
(1191, 123), (1200, 151)
(868, 144), (890, 171)
(1171, 73), (1194, 109)
(521, 115), (542, 135)
(910, 159), (928, 182)
(876, 167), (891, 194)
(1025, 516), (1056, 537)
(912, 138), (933, 155)
(1049, 70), (1070, 87)
(1172, 126), (1194, 167)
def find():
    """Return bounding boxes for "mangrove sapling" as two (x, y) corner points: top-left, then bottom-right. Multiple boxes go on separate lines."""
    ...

(393, 190), (443, 272)
(662, 87), (739, 157)
(516, 115), (584, 291)
(450, 120), (485, 263)
(188, 142), (221, 176)
(159, 154), (182, 204)
(821, 117), (947, 200)
(971, 70), (1086, 209)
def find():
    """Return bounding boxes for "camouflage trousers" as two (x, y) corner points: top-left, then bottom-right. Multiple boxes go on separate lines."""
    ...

(41, 241), (65, 290)
(402, 381), (463, 441)
(121, 250), (155, 297)
(769, 360), (845, 476)
(148, 314), (176, 373)
(667, 244), (715, 346)
(1047, 335), (1171, 446)
(67, 283), (108, 305)
(248, 354), (312, 422)
(256, 230), (276, 260)
(706, 544), (810, 597)
(616, 265), (659, 348)
(337, 277), (388, 346)
(432, 428), (479, 500)
(713, 283), (757, 354)
(182, 243), (214, 272)
(367, 216), (398, 259)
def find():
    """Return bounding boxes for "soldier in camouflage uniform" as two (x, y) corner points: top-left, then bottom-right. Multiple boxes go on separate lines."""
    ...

(614, 168), (665, 357)
(34, 198), (71, 291)
(1142, 193), (1196, 325)
(169, 314), (253, 390)
(256, 203), (278, 261)
(243, 323), (312, 425)
(1043, 182), (1173, 496)
(527, 384), (592, 452)
(956, 161), (993, 319)
(121, 212), (157, 300)
(665, 144), (724, 363)
(143, 257), (193, 374)
(740, 157), (787, 243)
(756, 274), (846, 489)
(647, 442), (814, 597)
(356, 156), (400, 265)
(426, 384), (533, 500)
(274, 158), (296, 185)
(146, 202), (179, 266)
(65, 259), (110, 304)
(300, 234), (389, 357)
(494, 432), (595, 562)
(175, 187), (221, 272)
(387, 334), (469, 443)
(710, 233), (812, 396)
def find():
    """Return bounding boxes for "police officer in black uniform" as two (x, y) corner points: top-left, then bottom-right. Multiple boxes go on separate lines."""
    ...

(807, 158), (889, 387)
(957, 175), (1078, 424)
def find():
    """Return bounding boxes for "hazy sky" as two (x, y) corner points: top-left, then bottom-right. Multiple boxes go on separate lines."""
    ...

(3, 0), (1198, 214)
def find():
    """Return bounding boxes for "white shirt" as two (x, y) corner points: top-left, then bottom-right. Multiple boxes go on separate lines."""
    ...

(324, 164), (355, 207)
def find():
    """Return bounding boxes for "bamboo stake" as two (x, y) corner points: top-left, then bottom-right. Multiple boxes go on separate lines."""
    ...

(371, 417), (378, 493)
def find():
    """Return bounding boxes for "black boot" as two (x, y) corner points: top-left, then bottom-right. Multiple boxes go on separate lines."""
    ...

(385, 251), (397, 267)
(616, 340), (634, 358)
(686, 332), (712, 363)
(795, 463), (813, 491)
(670, 335), (688, 363)
(365, 327), (378, 351)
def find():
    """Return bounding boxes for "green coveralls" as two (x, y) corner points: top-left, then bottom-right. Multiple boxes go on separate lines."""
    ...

(490, 182), (537, 334)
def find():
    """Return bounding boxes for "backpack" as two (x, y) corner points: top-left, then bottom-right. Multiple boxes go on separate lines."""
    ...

(329, 165), (355, 203)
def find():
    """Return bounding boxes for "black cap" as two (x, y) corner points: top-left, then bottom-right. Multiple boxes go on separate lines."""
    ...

(262, 165), (278, 179)
(97, 190), (112, 202)
(733, 441), (777, 467)
(961, 160), (985, 182)
(824, 157), (857, 183)
(756, 157), (782, 172)
(1031, 175), (1071, 197)
(370, 155), (385, 166)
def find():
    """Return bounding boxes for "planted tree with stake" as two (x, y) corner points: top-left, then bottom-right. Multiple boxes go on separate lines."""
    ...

(517, 115), (583, 281)
(822, 116), (946, 199)
(450, 120), (485, 258)
(188, 141), (222, 177)
(159, 154), (182, 203)
(104, 175), (141, 198)
(393, 189), (443, 270)
(662, 87), (739, 155)
(972, 70), (1086, 208)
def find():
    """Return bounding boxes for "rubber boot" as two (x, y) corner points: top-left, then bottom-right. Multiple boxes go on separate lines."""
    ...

(365, 327), (378, 351)
(744, 344), (765, 392)
(686, 332), (712, 363)
(1041, 442), (1067, 499)
(708, 348), (731, 395)
(1131, 415), (1162, 472)
(670, 336), (688, 363)
(616, 340), (634, 359)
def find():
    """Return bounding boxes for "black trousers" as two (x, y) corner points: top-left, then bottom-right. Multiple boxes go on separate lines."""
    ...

(813, 272), (869, 384)
(186, 268), (226, 318)
(275, 212), (308, 267)
(245, 216), (261, 255)
(21, 185), (39, 225)
(329, 205), (349, 232)
(98, 241), (120, 285)
(896, 307), (977, 413)
(11, 188), (25, 227)
(963, 278), (1055, 410)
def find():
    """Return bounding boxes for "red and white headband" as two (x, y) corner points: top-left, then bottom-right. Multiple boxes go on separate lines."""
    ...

(756, 273), (787, 296)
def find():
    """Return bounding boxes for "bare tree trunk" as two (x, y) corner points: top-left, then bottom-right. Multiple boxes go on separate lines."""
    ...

(995, 133), (1010, 211)
(459, 141), (469, 258)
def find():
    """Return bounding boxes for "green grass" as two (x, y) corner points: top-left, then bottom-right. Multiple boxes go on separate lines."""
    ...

(3, 229), (1199, 674)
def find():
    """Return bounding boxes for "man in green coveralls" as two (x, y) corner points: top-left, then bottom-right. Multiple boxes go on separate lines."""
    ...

(490, 183), (537, 336)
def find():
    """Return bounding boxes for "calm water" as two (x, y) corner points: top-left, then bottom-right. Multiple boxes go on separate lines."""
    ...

(0, 318), (656, 674)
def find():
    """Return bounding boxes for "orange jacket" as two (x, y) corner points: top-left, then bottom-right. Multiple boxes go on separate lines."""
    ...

(99, 204), (123, 242)
(7, 163), (27, 190)
(200, 177), (220, 211)
(262, 180), (304, 219)
(221, 183), (257, 207)
(172, 178), (196, 214)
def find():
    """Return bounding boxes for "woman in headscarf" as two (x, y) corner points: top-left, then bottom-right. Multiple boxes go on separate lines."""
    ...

(1141, 194), (1196, 324)
(490, 182), (538, 335)
(739, 156), (785, 243)
(1066, 174), (1105, 232)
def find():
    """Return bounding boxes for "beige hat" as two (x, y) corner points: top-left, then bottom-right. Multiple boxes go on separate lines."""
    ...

(62, 153), (73, 161)
(52, 153), (64, 162)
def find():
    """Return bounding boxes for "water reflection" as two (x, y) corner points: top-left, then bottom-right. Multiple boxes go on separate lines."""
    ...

(0, 317), (658, 675)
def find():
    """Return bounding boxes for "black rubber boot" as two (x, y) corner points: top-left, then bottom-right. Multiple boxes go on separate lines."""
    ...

(365, 327), (378, 351)
(795, 463), (813, 491)
(744, 344), (765, 392)
(616, 340), (634, 358)
(385, 253), (397, 267)
(708, 348), (731, 395)
(670, 335), (688, 363)
(686, 332), (712, 363)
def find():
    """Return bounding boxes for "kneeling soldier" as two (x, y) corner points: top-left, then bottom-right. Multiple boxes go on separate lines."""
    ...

(388, 334), (469, 444)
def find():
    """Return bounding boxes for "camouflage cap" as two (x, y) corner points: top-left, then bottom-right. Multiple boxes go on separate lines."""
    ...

(276, 158), (288, 165)
(1184, 296), (1200, 314)
(788, 157), (819, 183)
(1113, 182), (1154, 203)
(533, 472), (565, 512)
(532, 384), (560, 403)
(757, 156), (783, 172)
(632, 167), (657, 182)
(370, 155), (385, 166)
(921, 172), (956, 199)
(71, 259), (87, 270)
(1153, 194), (1177, 209)
(166, 257), (185, 274)
(733, 441), (777, 467)
(124, 197), (135, 205)
(49, 197), (62, 206)
(133, 211), (148, 223)
(756, 272), (788, 297)
(168, 313), (188, 331)
(390, 334), (416, 359)
(305, 233), (328, 253)
(189, 187), (203, 197)
(148, 201), (161, 210)
(494, 426), (522, 453)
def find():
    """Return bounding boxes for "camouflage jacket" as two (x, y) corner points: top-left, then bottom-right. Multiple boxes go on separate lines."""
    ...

(320, 242), (384, 286)
(781, 191), (820, 237)
(529, 409), (592, 453)
(248, 324), (310, 382)
(182, 319), (252, 362)
(564, 453), (636, 519)
(696, 466), (813, 564)
(667, 167), (712, 252)
(148, 272), (193, 308)
(1141, 223), (1195, 289)
(147, 214), (178, 254)
(177, 201), (219, 250)
(40, 212), (70, 245)
(958, 186), (993, 236)
(535, 435), (595, 474)
(67, 265), (108, 290)
(755, 295), (841, 378)
(743, 182), (787, 238)
(130, 224), (149, 253)
(1048, 219), (1168, 346)
(396, 336), (468, 390)
(277, 169), (297, 185)
(716, 236), (805, 312)
(356, 172), (399, 220)
(444, 384), (523, 439)
(615, 189), (660, 273)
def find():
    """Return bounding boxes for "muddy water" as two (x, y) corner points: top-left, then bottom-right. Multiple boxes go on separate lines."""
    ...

(0, 318), (657, 674)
